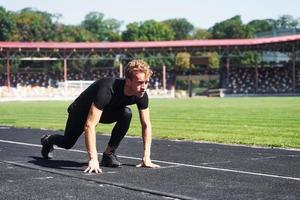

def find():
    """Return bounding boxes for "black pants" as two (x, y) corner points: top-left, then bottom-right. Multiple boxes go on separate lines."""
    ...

(48, 107), (132, 152)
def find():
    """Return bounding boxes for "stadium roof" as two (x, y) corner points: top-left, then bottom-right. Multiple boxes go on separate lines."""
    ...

(0, 34), (300, 53)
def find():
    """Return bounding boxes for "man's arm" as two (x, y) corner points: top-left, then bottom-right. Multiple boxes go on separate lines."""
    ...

(137, 108), (160, 168)
(83, 103), (102, 174)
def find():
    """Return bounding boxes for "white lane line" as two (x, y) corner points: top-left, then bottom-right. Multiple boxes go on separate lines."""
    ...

(250, 156), (277, 161)
(0, 127), (10, 129)
(32, 176), (54, 180)
(0, 139), (300, 182)
(201, 161), (232, 165)
(0, 140), (42, 147)
(157, 165), (181, 169)
(1, 160), (196, 200)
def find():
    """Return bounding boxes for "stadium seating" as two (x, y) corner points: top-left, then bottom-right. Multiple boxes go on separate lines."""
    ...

(225, 64), (300, 94)
(1, 64), (300, 98)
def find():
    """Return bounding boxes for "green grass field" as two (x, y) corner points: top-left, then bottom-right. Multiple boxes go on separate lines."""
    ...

(0, 97), (300, 148)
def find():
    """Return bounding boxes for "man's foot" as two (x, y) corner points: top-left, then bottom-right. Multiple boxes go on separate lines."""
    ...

(41, 135), (54, 159)
(100, 152), (121, 168)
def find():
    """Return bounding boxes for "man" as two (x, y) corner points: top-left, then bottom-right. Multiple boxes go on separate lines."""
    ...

(41, 59), (160, 174)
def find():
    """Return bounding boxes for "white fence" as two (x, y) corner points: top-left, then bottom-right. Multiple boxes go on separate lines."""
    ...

(0, 80), (174, 101)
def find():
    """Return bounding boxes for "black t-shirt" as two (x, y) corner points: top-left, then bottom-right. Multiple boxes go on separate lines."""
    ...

(67, 78), (148, 114)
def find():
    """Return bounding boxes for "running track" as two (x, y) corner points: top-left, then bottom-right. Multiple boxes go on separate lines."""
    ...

(0, 127), (299, 200)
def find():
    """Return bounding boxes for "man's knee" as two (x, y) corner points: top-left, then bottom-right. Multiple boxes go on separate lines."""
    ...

(122, 107), (132, 120)
(62, 140), (76, 149)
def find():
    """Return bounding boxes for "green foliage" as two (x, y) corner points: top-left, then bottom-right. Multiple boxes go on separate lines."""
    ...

(207, 52), (220, 69)
(89, 54), (101, 66)
(140, 20), (174, 41)
(81, 11), (122, 41)
(230, 51), (262, 66)
(193, 28), (211, 39)
(240, 52), (262, 65)
(51, 61), (63, 72)
(162, 18), (194, 40)
(67, 59), (88, 72)
(106, 32), (122, 41)
(210, 15), (254, 39)
(13, 8), (56, 41)
(0, 6), (16, 41)
(247, 15), (300, 35)
(247, 19), (273, 33)
(0, 60), (4, 72)
(0, 6), (299, 43)
(275, 15), (299, 29)
(53, 24), (96, 42)
(122, 20), (174, 41)
(175, 52), (191, 70)
(9, 59), (21, 73)
(194, 52), (220, 68)
(121, 22), (140, 41)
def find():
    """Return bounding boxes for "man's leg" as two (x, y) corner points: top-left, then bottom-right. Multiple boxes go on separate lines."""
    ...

(41, 112), (87, 159)
(100, 107), (132, 167)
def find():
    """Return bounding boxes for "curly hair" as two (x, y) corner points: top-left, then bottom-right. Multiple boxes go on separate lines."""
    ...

(125, 59), (153, 80)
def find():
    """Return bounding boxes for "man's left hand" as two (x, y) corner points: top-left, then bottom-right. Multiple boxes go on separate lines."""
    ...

(136, 158), (160, 168)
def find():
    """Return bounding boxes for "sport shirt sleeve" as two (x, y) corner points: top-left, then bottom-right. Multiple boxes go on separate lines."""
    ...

(136, 92), (149, 110)
(93, 86), (112, 110)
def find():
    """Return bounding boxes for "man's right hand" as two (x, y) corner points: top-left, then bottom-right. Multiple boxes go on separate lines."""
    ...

(84, 158), (102, 174)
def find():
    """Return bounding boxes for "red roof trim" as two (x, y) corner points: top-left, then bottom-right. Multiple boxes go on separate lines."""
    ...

(0, 35), (299, 49)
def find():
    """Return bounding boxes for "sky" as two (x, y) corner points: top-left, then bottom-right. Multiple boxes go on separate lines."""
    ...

(0, 0), (299, 30)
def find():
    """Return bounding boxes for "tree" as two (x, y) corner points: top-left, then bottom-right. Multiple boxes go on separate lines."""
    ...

(247, 19), (273, 33)
(13, 8), (56, 41)
(122, 20), (174, 41)
(193, 52), (220, 69)
(121, 22), (140, 41)
(192, 28), (211, 39)
(240, 52), (262, 66)
(248, 15), (300, 36)
(175, 52), (191, 70)
(140, 20), (174, 41)
(162, 18), (194, 40)
(206, 52), (220, 69)
(209, 15), (254, 39)
(275, 15), (299, 29)
(81, 12), (122, 41)
(229, 51), (262, 66)
(53, 24), (96, 42)
(0, 6), (16, 41)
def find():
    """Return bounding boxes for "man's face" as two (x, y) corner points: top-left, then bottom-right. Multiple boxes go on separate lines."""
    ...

(127, 72), (150, 97)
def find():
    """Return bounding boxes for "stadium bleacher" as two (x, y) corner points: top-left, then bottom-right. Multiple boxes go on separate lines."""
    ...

(225, 63), (300, 95)
(1, 63), (300, 98)
(0, 67), (173, 99)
